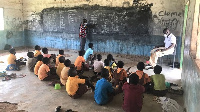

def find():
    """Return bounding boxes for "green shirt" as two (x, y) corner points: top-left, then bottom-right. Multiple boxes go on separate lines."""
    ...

(151, 74), (166, 90)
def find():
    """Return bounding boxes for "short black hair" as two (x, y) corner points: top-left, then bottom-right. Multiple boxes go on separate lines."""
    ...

(78, 50), (84, 56)
(59, 50), (64, 55)
(88, 43), (93, 48)
(163, 28), (169, 34)
(59, 56), (65, 63)
(129, 73), (139, 85)
(42, 48), (48, 54)
(42, 57), (50, 64)
(137, 62), (145, 71)
(83, 19), (87, 23)
(97, 54), (102, 61)
(27, 52), (34, 58)
(35, 45), (41, 50)
(68, 67), (77, 77)
(37, 55), (43, 61)
(154, 65), (162, 74)
(104, 59), (109, 66)
(9, 48), (16, 54)
(107, 54), (114, 61)
(101, 68), (109, 78)
(117, 61), (124, 68)
(64, 59), (71, 67)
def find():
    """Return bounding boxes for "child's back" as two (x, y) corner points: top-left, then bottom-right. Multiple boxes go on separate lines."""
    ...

(34, 55), (43, 75)
(34, 45), (41, 57)
(84, 43), (93, 61)
(55, 50), (64, 67)
(74, 51), (85, 71)
(60, 59), (71, 85)
(93, 54), (104, 73)
(27, 52), (37, 72)
(135, 62), (151, 85)
(56, 56), (65, 77)
(122, 73), (144, 112)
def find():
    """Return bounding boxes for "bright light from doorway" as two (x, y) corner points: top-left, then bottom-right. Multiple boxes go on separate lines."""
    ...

(0, 8), (4, 30)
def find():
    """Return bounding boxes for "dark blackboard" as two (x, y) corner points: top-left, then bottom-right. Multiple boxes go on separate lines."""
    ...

(42, 5), (152, 35)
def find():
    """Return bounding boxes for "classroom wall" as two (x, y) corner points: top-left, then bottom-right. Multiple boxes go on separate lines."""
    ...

(182, 0), (200, 111)
(0, 0), (24, 50)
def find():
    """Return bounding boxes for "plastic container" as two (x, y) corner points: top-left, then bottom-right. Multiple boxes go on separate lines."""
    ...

(54, 83), (61, 90)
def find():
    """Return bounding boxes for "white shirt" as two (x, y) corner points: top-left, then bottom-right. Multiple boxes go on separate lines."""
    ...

(164, 33), (176, 49)
(93, 60), (104, 73)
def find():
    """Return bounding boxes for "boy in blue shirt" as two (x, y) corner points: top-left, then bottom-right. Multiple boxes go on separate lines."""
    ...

(94, 68), (122, 105)
(84, 43), (95, 67)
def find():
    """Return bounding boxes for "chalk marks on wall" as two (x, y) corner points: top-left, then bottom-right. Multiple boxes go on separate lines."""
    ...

(5, 17), (23, 30)
(152, 10), (183, 34)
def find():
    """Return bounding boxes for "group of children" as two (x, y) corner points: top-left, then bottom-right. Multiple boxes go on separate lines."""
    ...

(6, 43), (167, 112)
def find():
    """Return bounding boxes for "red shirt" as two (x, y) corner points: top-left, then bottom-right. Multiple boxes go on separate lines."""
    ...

(122, 82), (145, 112)
(79, 24), (87, 38)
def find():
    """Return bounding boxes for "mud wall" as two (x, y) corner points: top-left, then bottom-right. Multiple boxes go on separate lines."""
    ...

(182, 0), (200, 111)
(0, 0), (24, 50)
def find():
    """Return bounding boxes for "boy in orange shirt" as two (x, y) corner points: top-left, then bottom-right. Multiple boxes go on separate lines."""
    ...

(74, 51), (85, 76)
(6, 48), (20, 71)
(34, 55), (43, 76)
(112, 61), (127, 88)
(55, 50), (64, 67)
(38, 57), (58, 81)
(34, 45), (42, 57)
(134, 62), (151, 92)
(66, 66), (94, 99)
(60, 59), (71, 85)
(56, 56), (65, 77)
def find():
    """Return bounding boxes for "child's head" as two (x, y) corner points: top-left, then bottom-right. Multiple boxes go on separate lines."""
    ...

(64, 59), (71, 67)
(59, 50), (64, 55)
(59, 56), (65, 63)
(107, 54), (114, 61)
(137, 62), (145, 71)
(68, 66), (77, 77)
(101, 68), (109, 78)
(78, 50), (84, 56)
(129, 73), (139, 85)
(9, 48), (16, 55)
(88, 43), (93, 48)
(154, 65), (162, 74)
(42, 57), (50, 64)
(104, 59), (109, 66)
(37, 55), (43, 61)
(27, 52), (34, 58)
(117, 61), (124, 68)
(42, 47), (48, 54)
(97, 54), (102, 61)
(35, 45), (41, 50)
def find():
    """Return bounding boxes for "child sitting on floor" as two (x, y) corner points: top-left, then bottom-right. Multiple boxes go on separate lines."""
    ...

(94, 68), (122, 105)
(42, 47), (51, 58)
(6, 48), (20, 71)
(34, 45), (42, 57)
(93, 54), (104, 76)
(122, 73), (145, 112)
(107, 54), (117, 69)
(104, 59), (112, 81)
(60, 59), (71, 85)
(56, 56), (65, 77)
(112, 61), (127, 88)
(74, 51), (86, 75)
(84, 43), (95, 67)
(38, 57), (58, 81)
(134, 62), (151, 92)
(27, 52), (37, 72)
(55, 50), (64, 67)
(66, 66), (94, 99)
(150, 65), (166, 97)
(34, 55), (43, 76)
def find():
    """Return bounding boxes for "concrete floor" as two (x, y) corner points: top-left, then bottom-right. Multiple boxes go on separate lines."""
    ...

(0, 48), (183, 112)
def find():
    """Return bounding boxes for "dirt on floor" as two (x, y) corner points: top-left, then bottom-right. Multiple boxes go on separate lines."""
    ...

(0, 102), (26, 112)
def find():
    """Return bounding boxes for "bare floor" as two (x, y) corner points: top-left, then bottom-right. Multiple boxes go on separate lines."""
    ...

(0, 48), (183, 112)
